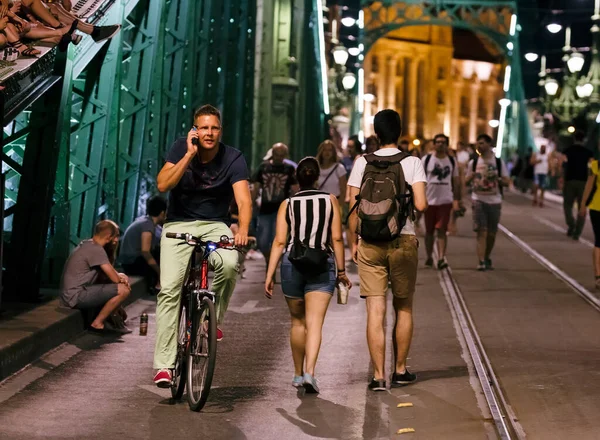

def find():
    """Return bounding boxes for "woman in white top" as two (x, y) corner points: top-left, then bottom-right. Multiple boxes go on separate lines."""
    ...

(316, 140), (347, 199)
(531, 144), (549, 207)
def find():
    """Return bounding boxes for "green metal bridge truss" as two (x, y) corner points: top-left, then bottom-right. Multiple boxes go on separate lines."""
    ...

(2, 0), (259, 300)
(360, 0), (534, 157)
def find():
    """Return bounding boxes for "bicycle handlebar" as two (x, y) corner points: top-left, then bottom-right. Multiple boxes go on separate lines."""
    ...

(165, 232), (239, 250)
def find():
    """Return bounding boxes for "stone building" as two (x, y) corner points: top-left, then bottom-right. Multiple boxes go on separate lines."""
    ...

(363, 25), (504, 146)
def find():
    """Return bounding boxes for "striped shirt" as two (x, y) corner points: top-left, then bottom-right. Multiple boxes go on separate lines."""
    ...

(286, 190), (333, 251)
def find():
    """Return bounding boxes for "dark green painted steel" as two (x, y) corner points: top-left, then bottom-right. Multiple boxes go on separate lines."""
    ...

(2, 0), (259, 298)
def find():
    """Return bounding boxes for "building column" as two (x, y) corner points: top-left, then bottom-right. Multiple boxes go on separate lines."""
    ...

(486, 84), (496, 137)
(450, 77), (462, 143)
(386, 57), (398, 110)
(377, 54), (387, 112)
(407, 58), (419, 137)
(469, 80), (481, 142)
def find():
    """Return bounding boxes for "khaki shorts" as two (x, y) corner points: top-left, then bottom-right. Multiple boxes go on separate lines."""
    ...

(357, 235), (419, 299)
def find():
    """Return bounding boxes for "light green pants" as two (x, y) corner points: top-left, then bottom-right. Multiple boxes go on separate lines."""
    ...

(153, 220), (239, 369)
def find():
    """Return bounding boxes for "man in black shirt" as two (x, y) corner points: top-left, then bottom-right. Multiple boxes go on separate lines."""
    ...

(252, 143), (297, 266)
(152, 104), (252, 388)
(563, 132), (593, 239)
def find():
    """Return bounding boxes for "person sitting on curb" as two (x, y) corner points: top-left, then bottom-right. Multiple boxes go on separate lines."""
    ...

(60, 220), (132, 334)
(118, 195), (166, 294)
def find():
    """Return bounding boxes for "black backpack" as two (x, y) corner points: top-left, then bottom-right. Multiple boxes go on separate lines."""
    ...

(348, 152), (414, 243)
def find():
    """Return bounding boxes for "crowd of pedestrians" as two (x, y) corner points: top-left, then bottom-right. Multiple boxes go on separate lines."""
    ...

(57, 103), (517, 395)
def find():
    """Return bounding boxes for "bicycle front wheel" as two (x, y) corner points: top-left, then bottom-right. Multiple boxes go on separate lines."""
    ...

(186, 295), (217, 411)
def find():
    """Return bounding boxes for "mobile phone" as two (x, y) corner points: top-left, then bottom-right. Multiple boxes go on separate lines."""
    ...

(191, 125), (199, 146)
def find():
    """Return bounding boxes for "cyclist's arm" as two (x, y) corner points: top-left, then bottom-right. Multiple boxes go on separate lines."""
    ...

(233, 179), (252, 237)
(157, 155), (194, 193)
(266, 201), (288, 283)
(99, 263), (122, 284)
(140, 231), (160, 276)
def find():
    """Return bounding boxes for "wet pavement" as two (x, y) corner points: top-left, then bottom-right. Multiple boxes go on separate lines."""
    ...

(0, 190), (599, 439)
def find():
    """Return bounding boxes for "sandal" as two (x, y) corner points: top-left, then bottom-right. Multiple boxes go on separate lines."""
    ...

(8, 40), (40, 58)
(58, 20), (78, 52)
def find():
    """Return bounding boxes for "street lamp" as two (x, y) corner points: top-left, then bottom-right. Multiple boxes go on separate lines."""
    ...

(341, 17), (355, 27)
(348, 47), (360, 56)
(547, 23), (562, 34)
(544, 78), (559, 96)
(567, 52), (585, 73)
(525, 53), (539, 62)
(332, 46), (349, 66)
(342, 72), (356, 90)
(576, 81), (594, 98)
(489, 119), (500, 128)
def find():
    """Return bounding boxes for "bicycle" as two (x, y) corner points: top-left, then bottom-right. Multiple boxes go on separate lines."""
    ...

(165, 232), (241, 412)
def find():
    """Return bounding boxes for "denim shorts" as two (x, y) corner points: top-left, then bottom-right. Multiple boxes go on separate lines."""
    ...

(280, 254), (336, 299)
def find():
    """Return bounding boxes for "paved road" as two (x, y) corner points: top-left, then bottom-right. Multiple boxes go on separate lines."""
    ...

(1, 193), (599, 439)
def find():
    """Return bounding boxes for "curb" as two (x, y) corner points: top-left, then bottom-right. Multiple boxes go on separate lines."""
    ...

(0, 277), (148, 382)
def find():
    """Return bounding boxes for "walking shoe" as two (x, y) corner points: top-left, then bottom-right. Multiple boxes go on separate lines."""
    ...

(425, 257), (434, 268)
(437, 258), (448, 270)
(477, 261), (486, 271)
(391, 369), (417, 387)
(484, 258), (494, 271)
(153, 369), (172, 388)
(303, 373), (320, 394)
(216, 327), (223, 342)
(368, 378), (386, 391)
(292, 375), (304, 388)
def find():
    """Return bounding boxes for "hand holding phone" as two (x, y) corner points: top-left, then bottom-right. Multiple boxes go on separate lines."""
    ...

(187, 126), (199, 157)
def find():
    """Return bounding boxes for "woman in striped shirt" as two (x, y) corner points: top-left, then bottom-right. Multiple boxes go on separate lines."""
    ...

(265, 157), (351, 393)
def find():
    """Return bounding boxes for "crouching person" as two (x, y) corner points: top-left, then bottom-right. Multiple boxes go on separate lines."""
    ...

(60, 220), (132, 333)
(119, 195), (166, 293)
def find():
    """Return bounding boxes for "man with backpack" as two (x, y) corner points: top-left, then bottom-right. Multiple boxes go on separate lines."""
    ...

(465, 134), (510, 271)
(422, 134), (461, 269)
(347, 109), (427, 391)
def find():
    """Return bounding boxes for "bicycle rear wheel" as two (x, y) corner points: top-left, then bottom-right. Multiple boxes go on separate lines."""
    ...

(186, 295), (217, 411)
(170, 299), (188, 400)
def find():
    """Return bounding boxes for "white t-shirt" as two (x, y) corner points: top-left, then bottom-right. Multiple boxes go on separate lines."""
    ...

(466, 155), (509, 205)
(318, 163), (346, 196)
(533, 152), (549, 175)
(456, 150), (470, 166)
(422, 154), (458, 206)
(348, 148), (427, 236)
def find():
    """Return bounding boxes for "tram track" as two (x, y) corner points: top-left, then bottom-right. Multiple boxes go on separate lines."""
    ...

(434, 250), (526, 440)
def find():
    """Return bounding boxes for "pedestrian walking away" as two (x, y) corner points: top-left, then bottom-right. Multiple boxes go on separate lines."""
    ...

(465, 134), (510, 271)
(265, 157), (351, 394)
(531, 145), (549, 207)
(347, 109), (427, 391)
(422, 134), (462, 269)
(252, 143), (298, 270)
(563, 131), (594, 240)
(579, 155), (600, 289)
(152, 104), (252, 387)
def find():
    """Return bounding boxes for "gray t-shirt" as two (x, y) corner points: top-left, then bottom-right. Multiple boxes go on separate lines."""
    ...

(118, 216), (158, 265)
(61, 240), (110, 307)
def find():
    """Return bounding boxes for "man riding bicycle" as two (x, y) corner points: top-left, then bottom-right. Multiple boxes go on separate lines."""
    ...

(153, 104), (252, 387)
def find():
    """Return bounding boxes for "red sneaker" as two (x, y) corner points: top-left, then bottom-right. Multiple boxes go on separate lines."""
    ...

(217, 327), (223, 342)
(153, 369), (172, 388)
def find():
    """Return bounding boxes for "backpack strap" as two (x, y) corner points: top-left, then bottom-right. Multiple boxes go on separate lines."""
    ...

(472, 155), (479, 172)
(496, 157), (504, 196)
(424, 154), (432, 175)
